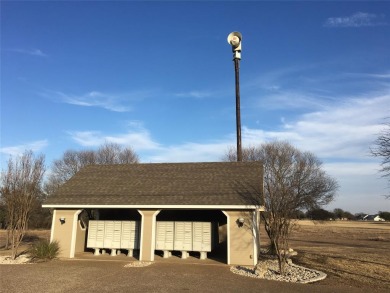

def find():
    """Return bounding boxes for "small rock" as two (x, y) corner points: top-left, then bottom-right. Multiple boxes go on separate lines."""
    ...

(230, 259), (327, 284)
(0, 254), (31, 265)
(124, 261), (152, 268)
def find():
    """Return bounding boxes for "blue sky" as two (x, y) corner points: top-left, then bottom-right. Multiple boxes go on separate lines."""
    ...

(1, 1), (389, 214)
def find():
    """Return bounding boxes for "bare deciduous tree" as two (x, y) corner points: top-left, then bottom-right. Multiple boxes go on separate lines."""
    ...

(0, 151), (45, 259)
(224, 141), (338, 275)
(371, 121), (390, 198)
(45, 142), (139, 196)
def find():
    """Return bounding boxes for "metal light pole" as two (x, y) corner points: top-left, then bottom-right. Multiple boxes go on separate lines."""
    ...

(227, 32), (243, 162)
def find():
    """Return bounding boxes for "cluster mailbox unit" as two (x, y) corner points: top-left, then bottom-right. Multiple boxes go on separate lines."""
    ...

(87, 220), (217, 260)
(156, 221), (217, 260)
(155, 221), (174, 258)
(87, 220), (140, 257)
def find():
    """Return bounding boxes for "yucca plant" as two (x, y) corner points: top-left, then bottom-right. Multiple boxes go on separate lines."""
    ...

(29, 239), (60, 261)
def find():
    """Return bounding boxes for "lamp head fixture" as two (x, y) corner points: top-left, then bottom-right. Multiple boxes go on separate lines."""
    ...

(59, 217), (66, 225)
(237, 217), (245, 227)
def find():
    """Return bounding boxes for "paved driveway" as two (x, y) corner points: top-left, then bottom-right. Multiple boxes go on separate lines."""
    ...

(0, 258), (385, 293)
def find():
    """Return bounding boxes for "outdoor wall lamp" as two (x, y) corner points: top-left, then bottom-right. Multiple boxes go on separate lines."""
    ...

(59, 217), (66, 225)
(237, 217), (245, 227)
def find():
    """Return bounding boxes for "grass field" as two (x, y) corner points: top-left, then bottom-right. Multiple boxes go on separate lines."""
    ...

(0, 229), (51, 253)
(287, 220), (390, 290)
(1, 220), (389, 291)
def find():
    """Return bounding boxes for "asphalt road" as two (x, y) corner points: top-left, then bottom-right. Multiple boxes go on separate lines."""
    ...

(2, 259), (385, 293)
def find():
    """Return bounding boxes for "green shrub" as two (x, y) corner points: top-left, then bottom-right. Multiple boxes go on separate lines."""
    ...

(29, 239), (60, 261)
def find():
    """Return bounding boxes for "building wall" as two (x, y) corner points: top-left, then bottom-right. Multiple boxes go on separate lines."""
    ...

(51, 209), (80, 258)
(218, 224), (227, 243)
(50, 208), (257, 266)
(223, 210), (256, 266)
(75, 219), (87, 254)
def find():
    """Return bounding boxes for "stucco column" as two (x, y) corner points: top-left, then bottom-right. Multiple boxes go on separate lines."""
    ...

(137, 209), (160, 261)
(51, 209), (83, 258)
(222, 210), (256, 266)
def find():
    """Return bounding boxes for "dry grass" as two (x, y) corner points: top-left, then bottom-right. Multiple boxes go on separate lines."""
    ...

(282, 220), (390, 290)
(0, 230), (51, 256)
(368, 236), (386, 241)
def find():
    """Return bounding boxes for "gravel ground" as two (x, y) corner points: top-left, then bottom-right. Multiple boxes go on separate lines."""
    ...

(0, 254), (31, 265)
(2, 253), (326, 285)
(231, 259), (326, 283)
(123, 261), (152, 267)
(2, 252), (326, 284)
(1, 259), (379, 293)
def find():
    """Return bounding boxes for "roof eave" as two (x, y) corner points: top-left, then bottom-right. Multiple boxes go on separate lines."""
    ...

(42, 204), (265, 211)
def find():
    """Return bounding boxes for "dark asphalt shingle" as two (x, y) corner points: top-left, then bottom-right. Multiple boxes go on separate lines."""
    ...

(44, 162), (263, 206)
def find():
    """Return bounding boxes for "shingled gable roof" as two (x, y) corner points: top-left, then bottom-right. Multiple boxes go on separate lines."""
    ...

(43, 161), (263, 208)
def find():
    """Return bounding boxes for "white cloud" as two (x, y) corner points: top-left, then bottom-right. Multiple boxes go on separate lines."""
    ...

(244, 93), (390, 160)
(324, 162), (388, 213)
(247, 63), (318, 91)
(246, 64), (346, 111)
(323, 162), (381, 177)
(324, 12), (387, 28)
(257, 91), (332, 111)
(0, 140), (49, 157)
(357, 73), (390, 79)
(175, 90), (213, 99)
(68, 126), (161, 151)
(43, 89), (154, 112)
(144, 141), (232, 163)
(9, 48), (48, 57)
(56, 91), (131, 112)
(240, 90), (389, 214)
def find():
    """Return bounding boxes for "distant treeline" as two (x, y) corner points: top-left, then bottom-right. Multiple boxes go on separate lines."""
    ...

(0, 200), (52, 230)
(294, 208), (390, 221)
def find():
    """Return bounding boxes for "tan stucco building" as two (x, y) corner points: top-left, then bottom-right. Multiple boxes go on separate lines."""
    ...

(43, 162), (263, 266)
